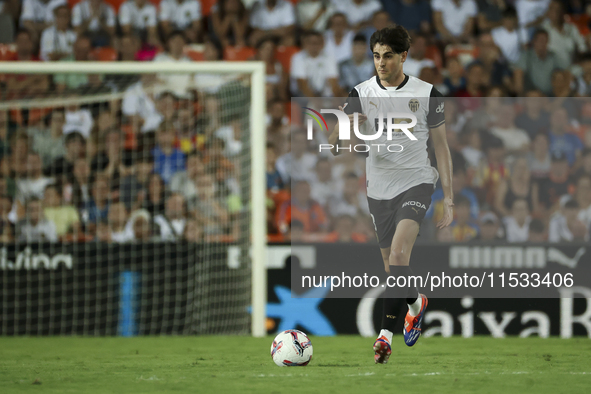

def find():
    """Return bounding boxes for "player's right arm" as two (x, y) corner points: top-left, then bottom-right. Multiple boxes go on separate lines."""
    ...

(328, 88), (366, 156)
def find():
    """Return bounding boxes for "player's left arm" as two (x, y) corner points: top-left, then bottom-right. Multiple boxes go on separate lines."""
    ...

(428, 87), (454, 228)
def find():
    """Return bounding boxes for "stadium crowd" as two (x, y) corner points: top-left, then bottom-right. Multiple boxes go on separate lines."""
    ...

(0, 0), (590, 244)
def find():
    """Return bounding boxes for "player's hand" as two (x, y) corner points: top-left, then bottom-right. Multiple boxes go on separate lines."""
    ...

(338, 105), (367, 132)
(437, 197), (454, 229)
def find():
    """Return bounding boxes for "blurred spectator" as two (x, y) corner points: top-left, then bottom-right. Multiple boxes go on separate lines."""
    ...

(323, 214), (367, 242)
(159, 0), (202, 43)
(466, 90), (501, 132)
(108, 202), (133, 242)
(290, 30), (342, 97)
(27, 109), (66, 168)
(54, 36), (105, 93)
(193, 38), (238, 93)
(537, 151), (570, 210)
(289, 219), (305, 242)
(550, 69), (576, 98)
(473, 136), (509, 204)
(338, 33), (374, 92)
(17, 198), (58, 242)
(122, 74), (163, 133)
(0, 110), (12, 163)
(277, 180), (328, 234)
(194, 174), (231, 236)
(404, 33), (435, 77)
(474, 211), (503, 242)
(514, 29), (561, 96)
(528, 133), (551, 180)
(455, 63), (485, 111)
(120, 153), (153, 211)
(255, 37), (288, 100)
(503, 198), (531, 242)
(494, 156), (538, 217)
(16, 152), (54, 202)
(10, 132), (30, 178)
(576, 56), (591, 96)
(42, 184), (80, 237)
(266, 100), (290, 154)
(63, 101), (94, 138)
(571, 147), (591, 181)
(0, 195), (15, 243)
(324, 13), (354, 65)
(460, 129), (484, 170)
(491, 6), (521, 65)
(183, 218), (203, 242)
(249, 0), (296, 46)
(449, 194), (479, 242)
(574, 174), (591, 228)
(475, 33), (512, 91)
(528, 217), (546, 242)
(169, 152), (205, 210)
(118, 0), (160, 47)
(541, 0), (587, 69)
(265, 144), (284, 192)
(69, 157), (91, 208)
(141, 173), (165, 217)
(5, 30), (49, 100)
(333, 0), (382, 32)
(328, 172), (369, 217)
(118, 34), (140, 61)
(210, 0), (248, 48)
(359, 10), (391, 55)
(514, 0), (550, 36)
(515, 90), (549, 139)
(382, 0), (431, 34)
(432, 0), (477, 43)
(153, 31), (192, 97)
(428, 163), (479, 222)
(129, 209), (153, 241)
(71, 0), (116, 46)
(20, 0), (65, 42)
(476, 0), (506, 31)
(296, 0), (336, 31)
(154, 193), (187, 241)
(91, 129), (133, 187)
(442, 57), (466, 96)
(548, 107), (583, 166)
(276, 131), (317, 184)
(309, 157), (337, 206)
(81, 174), (110, 224)
(39, 5), (77, 61)
(489, 103), (530, 154)
(44, 131), (84, 180)
(548, 199), (588, 242)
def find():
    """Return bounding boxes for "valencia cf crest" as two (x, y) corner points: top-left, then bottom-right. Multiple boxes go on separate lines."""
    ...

(408, 99), (420, 112)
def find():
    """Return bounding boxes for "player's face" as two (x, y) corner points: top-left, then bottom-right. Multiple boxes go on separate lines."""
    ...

(373, 44), (406, 83)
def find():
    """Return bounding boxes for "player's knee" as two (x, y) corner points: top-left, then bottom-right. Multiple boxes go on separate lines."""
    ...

(389, 249), (409, 266)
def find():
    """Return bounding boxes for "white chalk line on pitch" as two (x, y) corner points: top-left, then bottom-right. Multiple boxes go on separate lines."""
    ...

(252, 371), (591, 378)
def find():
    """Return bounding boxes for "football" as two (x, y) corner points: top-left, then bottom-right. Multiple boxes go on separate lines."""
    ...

(270, 330), (313, 367)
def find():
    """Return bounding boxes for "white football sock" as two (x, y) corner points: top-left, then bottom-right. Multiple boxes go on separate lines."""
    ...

(378, 329), (393, 344)
(408, 296), (423, 317)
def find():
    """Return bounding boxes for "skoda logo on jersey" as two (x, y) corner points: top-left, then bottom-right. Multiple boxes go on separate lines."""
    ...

(408, 99), (420, 112)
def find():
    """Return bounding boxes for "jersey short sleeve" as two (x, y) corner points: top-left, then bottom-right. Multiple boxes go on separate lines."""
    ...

(427, 86), (445, 129)
(343, 88), (362, 115)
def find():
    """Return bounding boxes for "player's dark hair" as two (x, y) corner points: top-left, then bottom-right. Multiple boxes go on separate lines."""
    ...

(370, 25), (411, 54)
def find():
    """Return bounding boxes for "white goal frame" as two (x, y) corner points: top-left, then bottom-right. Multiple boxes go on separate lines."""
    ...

(0, 61), (267, 337)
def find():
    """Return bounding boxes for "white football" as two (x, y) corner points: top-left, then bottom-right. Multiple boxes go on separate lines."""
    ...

(270, 329), (313, 367)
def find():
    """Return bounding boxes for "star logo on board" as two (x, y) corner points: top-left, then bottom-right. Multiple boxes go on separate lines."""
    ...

(249, 285), (336, 336)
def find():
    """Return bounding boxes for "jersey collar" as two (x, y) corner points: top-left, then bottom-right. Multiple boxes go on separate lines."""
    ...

(376, 74), (409, 90)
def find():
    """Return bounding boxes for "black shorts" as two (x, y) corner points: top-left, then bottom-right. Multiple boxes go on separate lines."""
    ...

(367, 183), (434, 249)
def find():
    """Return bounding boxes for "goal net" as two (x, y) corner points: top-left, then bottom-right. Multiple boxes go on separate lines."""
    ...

(0, 61), (266, 336)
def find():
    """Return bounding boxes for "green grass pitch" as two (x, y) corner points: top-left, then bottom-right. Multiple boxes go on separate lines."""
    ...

(1, 336), (590, 393)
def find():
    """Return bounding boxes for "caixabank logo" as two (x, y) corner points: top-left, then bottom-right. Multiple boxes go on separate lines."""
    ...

(304, 107), (417, 153)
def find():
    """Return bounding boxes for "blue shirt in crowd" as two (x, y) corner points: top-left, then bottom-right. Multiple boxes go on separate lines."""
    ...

(152, 146), (186, 184)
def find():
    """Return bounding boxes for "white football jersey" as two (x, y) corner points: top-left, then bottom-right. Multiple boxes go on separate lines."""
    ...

(343, 75), (445, 200)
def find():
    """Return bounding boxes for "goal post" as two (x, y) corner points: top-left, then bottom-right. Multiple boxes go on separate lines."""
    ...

(0, 61), (267, 337)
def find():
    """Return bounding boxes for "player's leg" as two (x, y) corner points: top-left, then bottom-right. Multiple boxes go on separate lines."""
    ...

(389, 219), (428, 347)
(373, 246), (400, 364)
